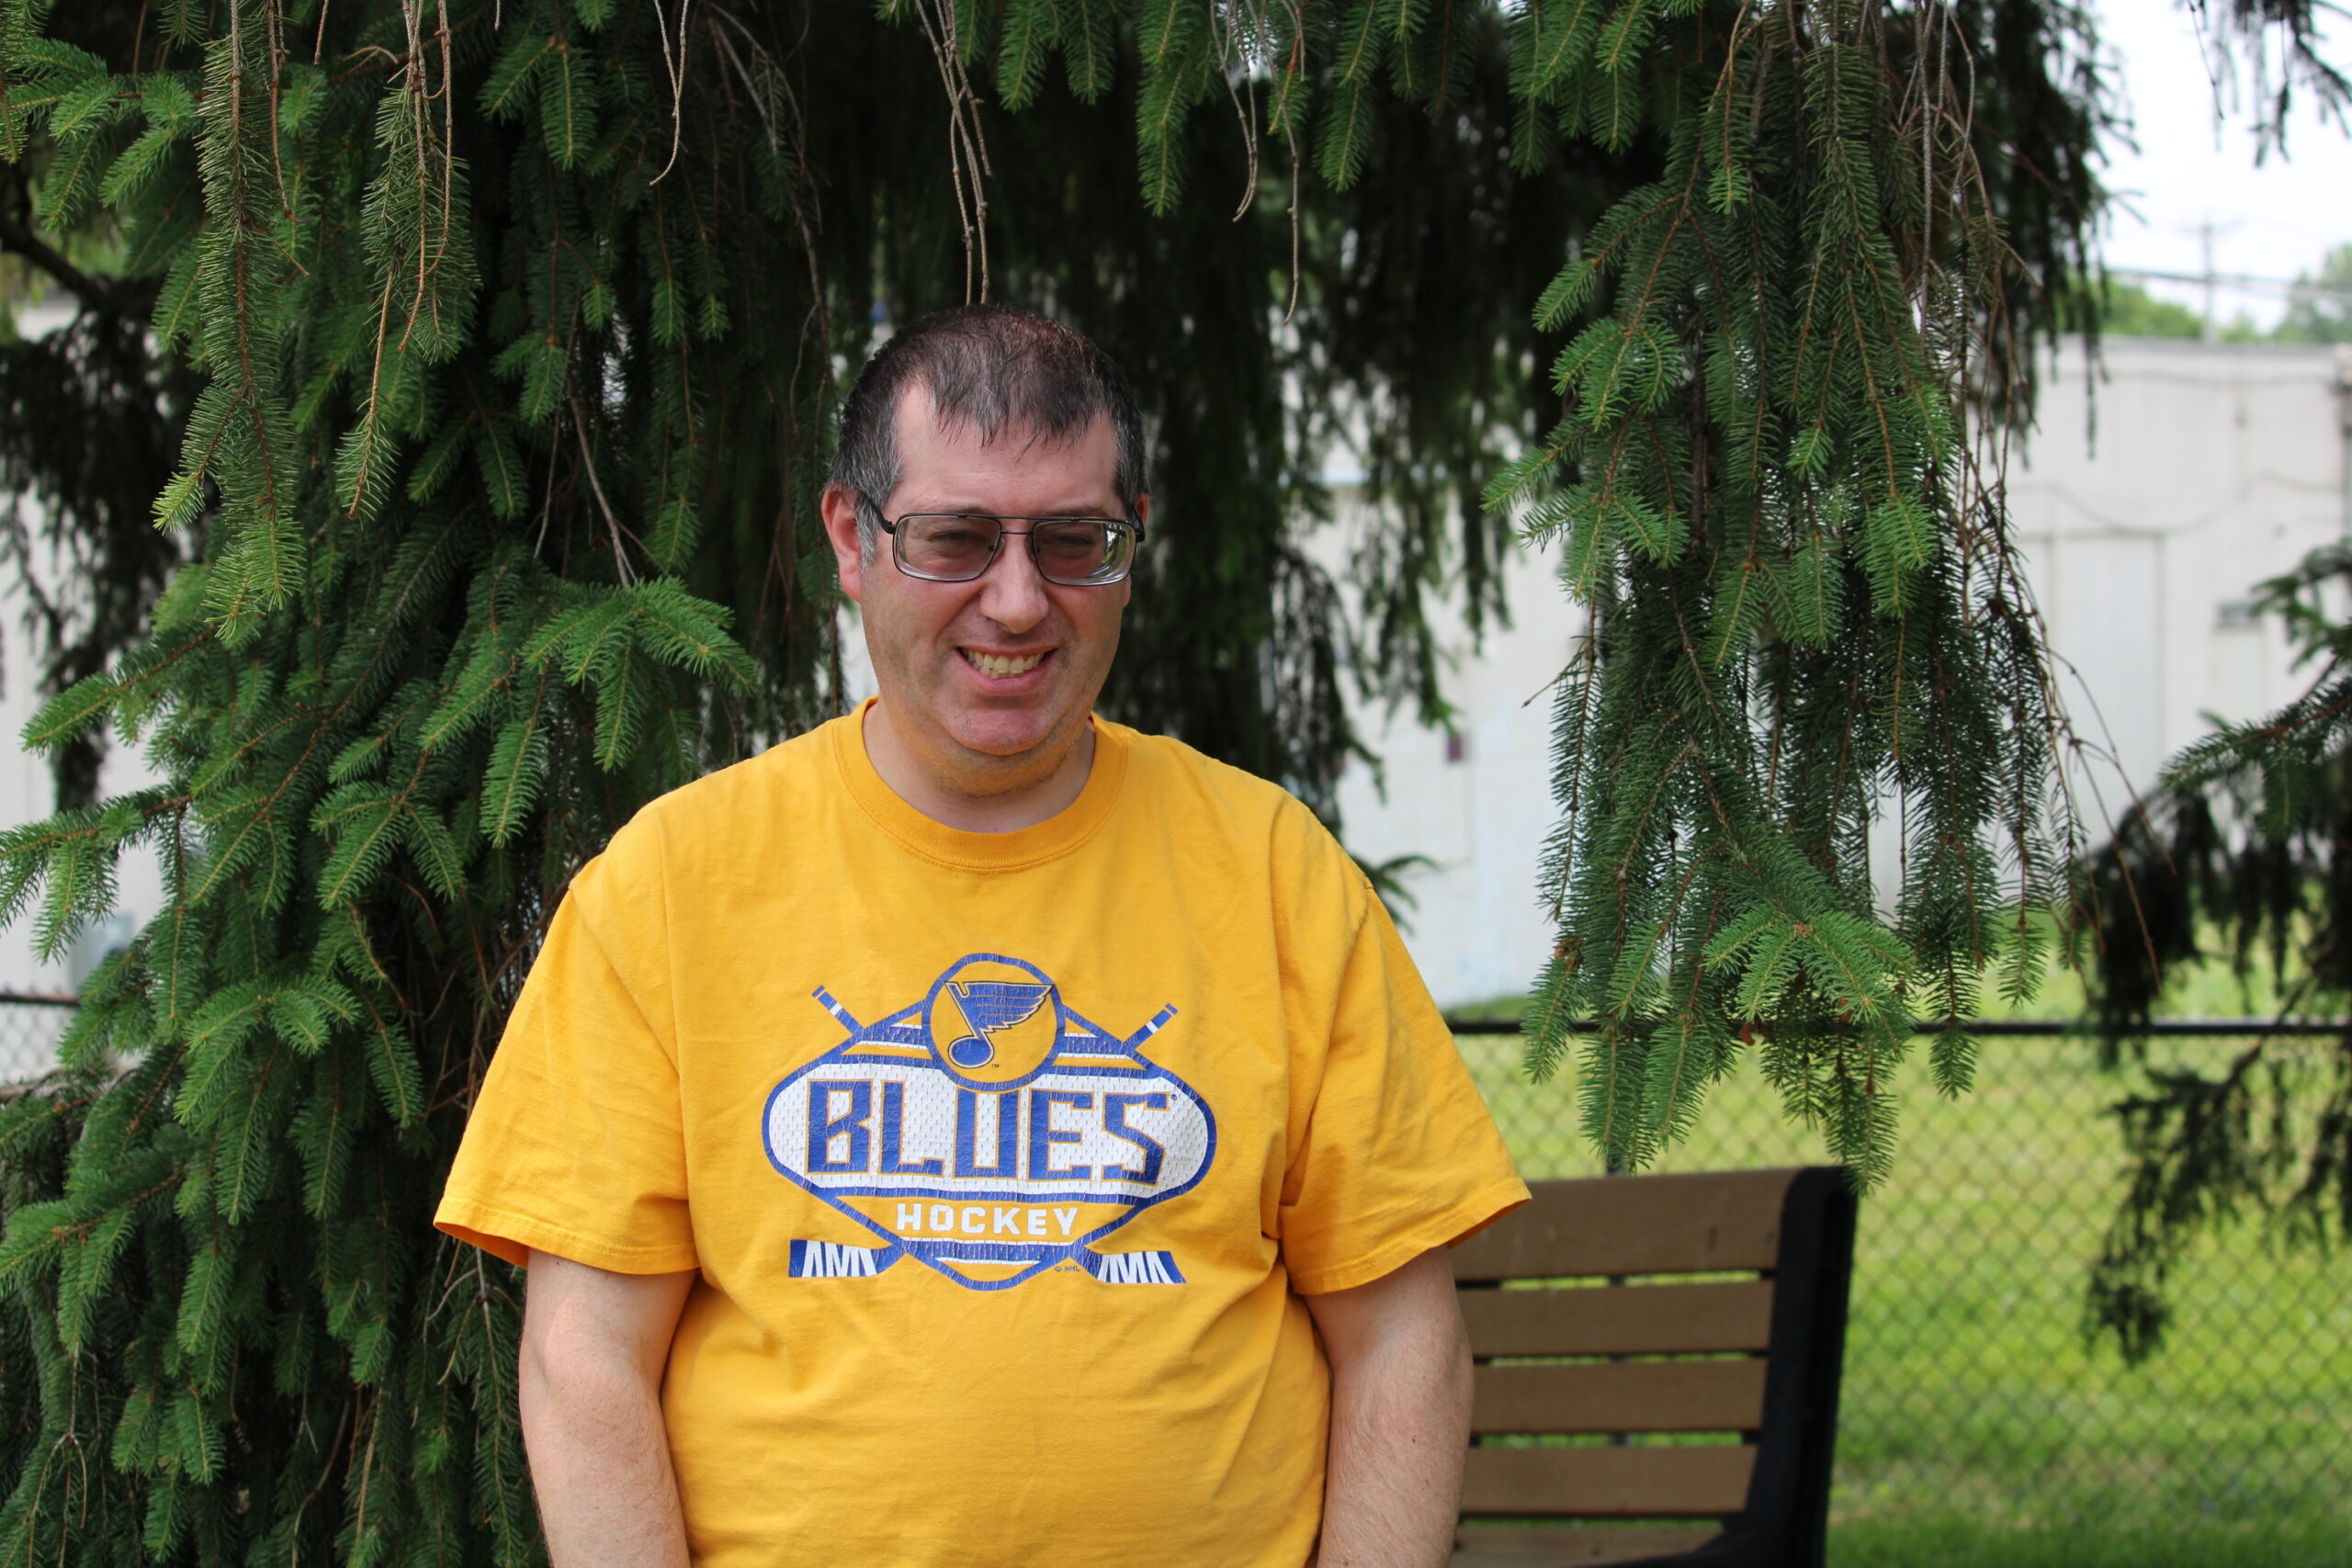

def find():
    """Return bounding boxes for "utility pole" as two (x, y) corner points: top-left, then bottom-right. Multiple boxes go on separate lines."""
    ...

(2199, 220), (2219, 342)
(2183, 219), (2244, 341)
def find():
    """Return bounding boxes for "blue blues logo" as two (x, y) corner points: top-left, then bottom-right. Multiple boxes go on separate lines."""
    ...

(763, 955), (1215, 1291)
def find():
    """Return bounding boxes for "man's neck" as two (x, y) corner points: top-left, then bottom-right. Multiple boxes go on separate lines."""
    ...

(859, 700), (1097, 833)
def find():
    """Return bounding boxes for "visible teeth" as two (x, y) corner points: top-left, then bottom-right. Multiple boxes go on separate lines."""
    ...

(964, 649), (1045, 679)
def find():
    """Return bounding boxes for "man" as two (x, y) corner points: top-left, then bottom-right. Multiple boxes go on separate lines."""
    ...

(435, 306), (1527, 1568)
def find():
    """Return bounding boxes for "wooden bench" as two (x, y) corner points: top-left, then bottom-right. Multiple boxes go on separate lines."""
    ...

(1449, 1167), (1857, 1568)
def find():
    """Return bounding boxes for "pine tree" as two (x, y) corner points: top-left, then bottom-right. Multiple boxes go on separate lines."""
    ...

(0, 0), (2173, 1559)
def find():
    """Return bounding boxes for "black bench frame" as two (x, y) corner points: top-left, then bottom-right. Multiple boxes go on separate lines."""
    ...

(1663, 1165), (1856, 1567)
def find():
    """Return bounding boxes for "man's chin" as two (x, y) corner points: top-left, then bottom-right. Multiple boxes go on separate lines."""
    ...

(941, 705), (1080, 767)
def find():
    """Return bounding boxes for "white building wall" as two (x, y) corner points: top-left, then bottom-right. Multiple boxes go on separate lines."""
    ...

(2015, 341), (2352, 811)
(1337, 338), (2352, 1009)
(1326, 536), (1578, 1012)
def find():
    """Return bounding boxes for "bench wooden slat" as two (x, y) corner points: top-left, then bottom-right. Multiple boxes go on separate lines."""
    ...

(1472, 1359), (1768, 1435)
(1461, 1280), (1776, 1358)
(1461, 1445), (1755, 1517)
(1452, 1170), (1799, 1280)
(1451, 1526), (1725, 1565)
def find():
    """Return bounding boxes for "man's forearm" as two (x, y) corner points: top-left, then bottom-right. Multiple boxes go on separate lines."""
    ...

(521, 1350), (691, 1568)
(519, 1255), (695, 1568)
(522, 1354), (686, 1568)
(1309, 1250), (1474, 1568)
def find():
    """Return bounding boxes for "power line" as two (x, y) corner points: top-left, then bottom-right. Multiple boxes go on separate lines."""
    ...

(2106, 264), (2352, 301)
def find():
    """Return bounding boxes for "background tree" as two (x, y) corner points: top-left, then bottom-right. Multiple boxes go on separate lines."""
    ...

(2273, 239), (2352, 343)
(2087, 278), (2208, 340)
(0, 0), (2283, 1560)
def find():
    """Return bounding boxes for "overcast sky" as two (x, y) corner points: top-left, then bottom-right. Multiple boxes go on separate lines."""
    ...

(2098, 0), (2352, 330)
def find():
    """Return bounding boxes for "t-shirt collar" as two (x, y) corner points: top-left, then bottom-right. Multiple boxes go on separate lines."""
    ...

(830, 696), (1128, 871)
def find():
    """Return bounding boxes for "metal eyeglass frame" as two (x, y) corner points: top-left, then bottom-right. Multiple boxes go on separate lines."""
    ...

(865, 502), (1148, 587)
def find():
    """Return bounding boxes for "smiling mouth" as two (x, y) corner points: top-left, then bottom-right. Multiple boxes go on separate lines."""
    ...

(960, 649), (1047, 680)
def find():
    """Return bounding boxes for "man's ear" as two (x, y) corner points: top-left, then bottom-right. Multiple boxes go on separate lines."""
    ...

(820, 485), (867, 604)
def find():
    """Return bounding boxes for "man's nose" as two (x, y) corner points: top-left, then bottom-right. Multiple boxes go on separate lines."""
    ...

(974, 534), (1050, 632)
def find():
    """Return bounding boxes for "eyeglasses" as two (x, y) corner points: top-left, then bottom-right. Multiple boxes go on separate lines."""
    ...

(873, 511), (1146, 586)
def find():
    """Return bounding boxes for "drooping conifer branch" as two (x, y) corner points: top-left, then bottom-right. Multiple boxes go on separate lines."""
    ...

(2082, 545), (2352, 1360)
(1476, 0), (2110, 1184)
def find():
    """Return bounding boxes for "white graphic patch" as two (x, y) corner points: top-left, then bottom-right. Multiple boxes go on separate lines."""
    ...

(763, 954), (1214, 1291)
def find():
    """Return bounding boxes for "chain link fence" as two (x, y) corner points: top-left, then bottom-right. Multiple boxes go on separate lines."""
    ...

(1455, 1025), (2352, 1552)
(0, 993), (74, 1084)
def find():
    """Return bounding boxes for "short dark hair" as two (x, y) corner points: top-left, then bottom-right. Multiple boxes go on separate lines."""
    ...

(829, 305), (1148, 555)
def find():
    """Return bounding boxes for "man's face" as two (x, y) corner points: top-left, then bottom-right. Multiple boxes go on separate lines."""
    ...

(823, 385), (1138, 787)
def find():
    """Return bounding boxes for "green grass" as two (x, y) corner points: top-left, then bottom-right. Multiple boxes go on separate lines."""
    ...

(1829, 1517), (2352, 1568)
(1451, 916), (2318, 1031)
(1457, 1029), (2352, 1566)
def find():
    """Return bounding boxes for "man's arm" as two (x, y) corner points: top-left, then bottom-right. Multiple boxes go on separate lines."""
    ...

(519, 1251), (697, 1568)
(1304, 1246), (1474, 1568)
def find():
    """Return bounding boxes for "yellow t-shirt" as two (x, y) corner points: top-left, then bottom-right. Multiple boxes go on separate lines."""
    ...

(435, 705), (1528, 1567)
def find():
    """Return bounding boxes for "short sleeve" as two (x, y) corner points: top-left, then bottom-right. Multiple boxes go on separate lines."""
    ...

(1273, 814), (1529, 1295)
(435, 826), (699, 1274)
